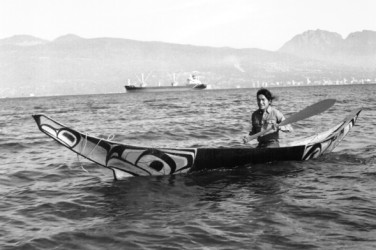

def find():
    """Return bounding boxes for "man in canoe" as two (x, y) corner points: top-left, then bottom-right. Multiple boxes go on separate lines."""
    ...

(243, 88), (293, 148)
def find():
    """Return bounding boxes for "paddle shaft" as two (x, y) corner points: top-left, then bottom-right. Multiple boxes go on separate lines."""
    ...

(245, 99), (336, 143)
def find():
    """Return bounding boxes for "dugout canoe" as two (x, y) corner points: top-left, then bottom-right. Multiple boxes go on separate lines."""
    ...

(32, 109), (361, 180)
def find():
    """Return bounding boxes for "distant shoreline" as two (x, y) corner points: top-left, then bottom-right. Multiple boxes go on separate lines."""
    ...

(1, 83), (374, 100)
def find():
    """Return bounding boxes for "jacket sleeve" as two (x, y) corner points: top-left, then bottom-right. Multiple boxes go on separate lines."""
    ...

(277, 110), (293, 132)
(249, 112), (257, 135)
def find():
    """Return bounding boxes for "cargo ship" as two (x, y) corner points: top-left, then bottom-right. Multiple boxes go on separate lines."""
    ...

(124, 73), (206, 92)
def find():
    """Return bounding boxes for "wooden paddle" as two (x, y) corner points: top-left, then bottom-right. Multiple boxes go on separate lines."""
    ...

(244, 99), (336, 143)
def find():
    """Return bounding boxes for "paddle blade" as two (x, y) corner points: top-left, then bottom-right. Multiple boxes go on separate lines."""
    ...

(280, 99), (336, 126)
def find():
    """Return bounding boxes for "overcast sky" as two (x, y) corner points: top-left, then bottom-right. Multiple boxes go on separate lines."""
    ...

(1, 0), (375, 51)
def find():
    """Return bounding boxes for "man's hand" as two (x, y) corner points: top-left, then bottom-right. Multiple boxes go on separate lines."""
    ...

(272, 123), (279, 131)
(243, 136), (249, 144)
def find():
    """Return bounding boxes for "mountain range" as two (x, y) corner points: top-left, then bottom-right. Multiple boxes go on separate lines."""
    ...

(279, 29), (376, 66)
(0, 30), (375, 97)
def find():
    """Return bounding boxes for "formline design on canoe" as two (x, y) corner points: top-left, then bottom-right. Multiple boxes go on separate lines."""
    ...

(302, 110), (357, 160)
(32, 108), (361, 179)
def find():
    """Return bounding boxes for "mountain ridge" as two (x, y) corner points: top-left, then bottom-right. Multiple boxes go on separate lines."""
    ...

(279, 29), (376, 63)
(0, 30), (375, 97)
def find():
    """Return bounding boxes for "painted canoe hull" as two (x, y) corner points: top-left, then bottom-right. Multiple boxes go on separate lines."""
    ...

(32, 109), (361, 179)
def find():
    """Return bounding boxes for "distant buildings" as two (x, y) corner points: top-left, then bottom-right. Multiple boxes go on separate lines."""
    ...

(243, 77), (376, 89)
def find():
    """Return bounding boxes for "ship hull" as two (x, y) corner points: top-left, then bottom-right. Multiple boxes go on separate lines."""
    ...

(125, 84), (206, 92)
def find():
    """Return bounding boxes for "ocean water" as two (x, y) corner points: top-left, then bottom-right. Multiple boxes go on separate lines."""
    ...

(1, 85), (376, 249)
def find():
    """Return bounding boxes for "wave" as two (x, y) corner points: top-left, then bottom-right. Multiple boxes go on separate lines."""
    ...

(325, 147), (376, 165)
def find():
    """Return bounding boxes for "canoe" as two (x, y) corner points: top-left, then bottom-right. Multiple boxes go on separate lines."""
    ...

(32, 109), (361, 180)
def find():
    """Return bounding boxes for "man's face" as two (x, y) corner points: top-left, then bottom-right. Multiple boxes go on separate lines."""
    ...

(257, 94), (270, 111)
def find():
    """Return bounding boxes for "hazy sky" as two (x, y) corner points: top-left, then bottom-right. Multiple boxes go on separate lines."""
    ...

(1, 0), (375, 50)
